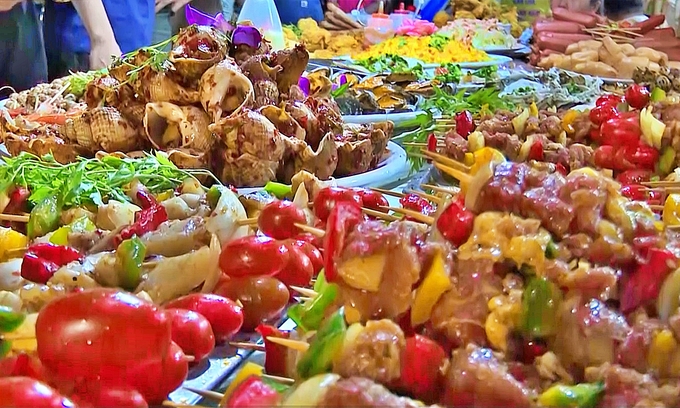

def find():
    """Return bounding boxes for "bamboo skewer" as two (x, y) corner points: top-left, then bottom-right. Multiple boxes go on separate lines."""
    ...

(381, 206), (434, 225)
(404, 189), (442, 205)
(266, 336), (310, 352)
(433, 163), (473, 185)
(362, 207), (401, 222)
(236, 218), (258, 226)
(420, 150), (470, 173)
(421, 183), (460, 195)
(369, 187), (404, 198)
(228, 342), (265, 352)
(262, 374), (296, 385)
(0, 214), (29, 223)
(293, 223), (325, 237)
(289, 285), (318, 297)
(183, 387), (224, 401)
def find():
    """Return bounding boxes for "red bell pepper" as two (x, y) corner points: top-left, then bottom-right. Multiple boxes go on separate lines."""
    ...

(399, 334), (446, 402)
(427, 133), (438, 152)
(227, 376), (281, 408)
(599, 115), (641, 149)
(436, 199), (474, 246)
(621, 248), (677, 313)
(593, 145), (616, 169)
(555, 163), (568, 175)
(455, 110), (475, 138)
(399, 193), (435, 216)
(616, 144), (659, 171)
(20, 243), (84, 284)
(323, 201), (363, 282)
(114, 203), (168, 247)
(27, 243), (83, 266)
(135, 190), (157, 210)
(527, 140), (544, 161)
(589, 104), (620, 126)
(256, 324), (290, 377)
(596, 94), (624, 108)
(616, 170), (653, 185)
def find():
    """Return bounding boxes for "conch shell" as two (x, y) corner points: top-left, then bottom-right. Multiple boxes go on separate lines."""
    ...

(64, 107), (140, 153)
(169, 25), (229, 81)
(143, 102), (213, 152)
(259, 105), (306, 140)
(200, 58), (254, 121)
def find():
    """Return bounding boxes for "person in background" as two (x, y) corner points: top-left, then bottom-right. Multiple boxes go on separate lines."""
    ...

(604, 0), (649, 23)
(551, 0), (600, 13)
(0, 0), (48, 92)
(329, 0), (380, 14)
(43, 0), (154, 80)
(274, 0), (325, 24)
(153, 0), (235, 45)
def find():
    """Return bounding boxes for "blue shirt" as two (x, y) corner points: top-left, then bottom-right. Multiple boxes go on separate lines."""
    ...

(50, 0), (155, 54)
(274, 0), (324, 25)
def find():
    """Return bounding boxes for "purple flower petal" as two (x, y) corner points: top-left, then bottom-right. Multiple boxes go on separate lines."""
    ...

(232, 25), (262, 49)
(214, 13), (234, 33)
(298, 77), (310, 97)
(338, 74), (348, 86)
(185, 4), (217, 26)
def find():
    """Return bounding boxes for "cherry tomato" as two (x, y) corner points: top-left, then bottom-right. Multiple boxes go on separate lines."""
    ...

(276, 243), (314, 290)
(293, 232), (323, 250)
(287, 240), (323, 275)
(625, 84), (650, 110)
(0, 376), (74, 408)
(593, 145), (616, 169)
(0, 353), (45, 380)
(164, 308), (215, 361)
(257, 200), (307, 240)
(399, 335), (446, 403)
(355, 189), (389, 212)
(589, 104), (619, 126)
(164, 294), (243, 342)
(36, 288), (171, 381)
(616, 144), (659, 170)
(616, 169), (653, 185)
(124, 341), (188, 405)
(596, 94), (623, 107)
(219, 235), (290, 277)
(214, 276), (289, 331)
(72, 384), (148, 408)
(313, 187), (362, 222)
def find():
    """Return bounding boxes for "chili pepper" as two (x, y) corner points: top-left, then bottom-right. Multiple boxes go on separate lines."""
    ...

(28, 243), (83, 266)
(226, 376), (282, 408)
(426, 133), (438, 152)
(599, 116), (641, 149)
(657, 147), (676, 176)
(0, 227), (27, 261)
(206, 185), (222, 208)
(116, 236), (147, 291)
(287, 283), (339, 332)
(411, 250), (451, 326)
(50, 216), (96, 246)
(538, 382), (604, 408)
(436, 200), (474, 246)
(135, 190), (157, 210)
(521, 277), (561, 338)
(616, 170), (653, 185)
(296, 308), (347, 379)
(0, 341), (10, 359)
(27, 196), (60, 239)
(21, 253), (59, 284)
(114, 203), (168, 247)
(323, 202), (362, 282)
(399, 193), (435, 216)
(527, 139), (544, 161)
(589, 104), (619, 126)
(256, 324), (290, 377)
(596, 94), (623, 107)
(5, 186), (30, 215)
(616, 144), (659, 171)
(0, 306), (25, 333)
(593, 145), (616, 169)
(555, 163), (568, 175)
(625, 84), (650, 110)
(399, 334), (446, 402)
(455, 110), (475, 138)
(621, 248), (677, 313)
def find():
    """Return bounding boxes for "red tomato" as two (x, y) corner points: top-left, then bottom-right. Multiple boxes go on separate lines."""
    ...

(616, 169), (653, 185)
(219, 235), (290, 277)
(399, 335), (446, 402)
(124, 341), (188, 405)
(287, 240), (323, 275)
(293, 232), (323, 250)
(164, 309), (215, 361)
(625, 84), (650, 110)
(72, 384), (148, 408)
(36, 288), (171, 382)
(276, 244), (314, 290)
(593, 145), (616, 169)
(595, 94), (623, 107)
(589, 104), (619, 126)
(164, 294), (243, 342)
(0, 377), (74, 408)
(355, 189), (389, 212)
(313, 187), (362, 222)
(257, 200), (307, 240)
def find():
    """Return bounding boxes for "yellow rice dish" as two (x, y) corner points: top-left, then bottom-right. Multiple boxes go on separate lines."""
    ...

(353, 35), (489, 64)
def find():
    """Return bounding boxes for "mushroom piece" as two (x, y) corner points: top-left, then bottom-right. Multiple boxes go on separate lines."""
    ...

(143, 102), (213, 152)
(200, 57), (254, 122)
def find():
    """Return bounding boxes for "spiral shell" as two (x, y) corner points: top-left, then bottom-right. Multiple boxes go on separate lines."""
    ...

(657, 75), (673, 92)
(199, 58), (254, 121)
(143, 102), (213, 152)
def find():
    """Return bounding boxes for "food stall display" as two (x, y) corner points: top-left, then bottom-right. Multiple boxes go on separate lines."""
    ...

(283, 18), (364, 58)
(437, 18), (518, 50)
(449, 0), (527, 36)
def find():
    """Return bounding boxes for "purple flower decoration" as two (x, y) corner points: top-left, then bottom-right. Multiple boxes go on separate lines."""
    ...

(232, 25), (263, 49)
(331, 74), (348, 91)
(185, 4), (233, 33)
(298, 76), (311, 97)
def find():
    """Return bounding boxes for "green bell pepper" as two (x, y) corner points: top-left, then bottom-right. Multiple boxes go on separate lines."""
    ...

(263, 182), (292, 199)
(288, 283), (338, 332)
(545, 240), (559, 260)
(0, 340), (10, 358)
(206, 185), (222, 209)
(0, 306), (25, 333)
(116, 236), (147, 290)
(27, 196), (60, 239)
(296, 308), (347, 379)
(50, 216), (96, 246)
(313, 270), (327, 293)
(657, 147), (676, 176)
(522, 276), (562, 338)
(538, 383), (604, 408)
(651, 87), (667, 102)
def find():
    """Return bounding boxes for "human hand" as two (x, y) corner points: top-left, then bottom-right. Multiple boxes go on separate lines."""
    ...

(155, 0), (193, 13)
(90, 38), (122, 70)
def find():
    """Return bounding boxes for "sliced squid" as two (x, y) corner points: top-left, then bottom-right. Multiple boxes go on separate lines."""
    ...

(205, 186), (249, 246)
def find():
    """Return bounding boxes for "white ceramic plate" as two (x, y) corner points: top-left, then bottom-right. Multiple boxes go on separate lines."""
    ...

(342, 111), (424, 127)
(239, 141), (409, 194)
(336, 54), (513, 72)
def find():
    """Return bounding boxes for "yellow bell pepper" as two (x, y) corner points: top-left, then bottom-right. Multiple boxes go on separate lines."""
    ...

(411, 250), (451, 326)
(561, 109), (579, 134)
(529, 102), (539, 118)
(538, 383), (604, 408)
(485, 291), (522, 352)
(220, 362), (264, 406)
(467, 131), (485, 153)
(9, 313), (38, 352)
(648, 329), (678, 376)
(463, 152), (475, 167)
(505, 236), (546, 274)
(470, 147), (505, 175)
(155, 190), (175, 202)
(0, 227), (28, 261)
(664, 194), (680, 227)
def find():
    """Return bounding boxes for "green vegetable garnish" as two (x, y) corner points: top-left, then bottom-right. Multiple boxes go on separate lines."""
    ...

(355, 54), (423, 79)
(67, 68), (108, 97)
(263, 181), (292, 199)
(428, 33), (451, 51)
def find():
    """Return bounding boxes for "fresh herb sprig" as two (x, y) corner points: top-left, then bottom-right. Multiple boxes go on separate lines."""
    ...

(114, 35), (178, 86)
(355, 54), (423, 79)
(67, 68), (108, 97)
(421, 86), (514, 116)
(0, 152), (219, 210)
(428, 33), (451, 51)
